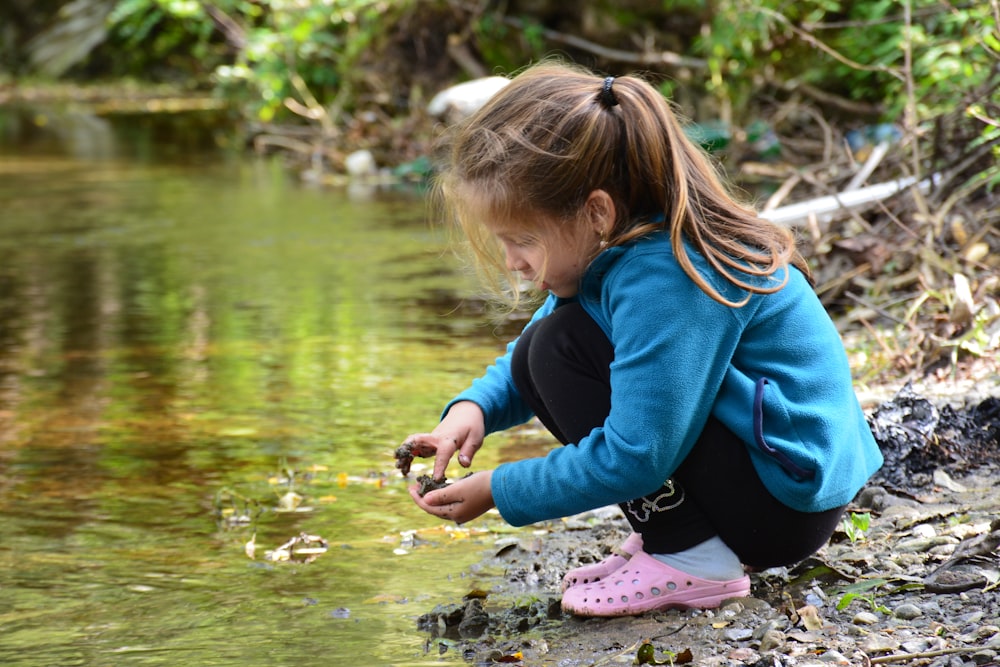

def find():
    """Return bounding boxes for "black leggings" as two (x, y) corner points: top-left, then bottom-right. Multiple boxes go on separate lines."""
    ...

(510, 302), (845, 569)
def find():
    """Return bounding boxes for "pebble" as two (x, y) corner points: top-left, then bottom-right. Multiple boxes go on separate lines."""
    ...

(758, 629), (785, 652)
(893, 603), (924, 619)
(723, 627), (753, 642)
(972, 649), (998, 664)
(862, 633), (901, 653)
(344, 149), (376, 177)
(852, 611), (879, 625)
(818, 649), (850, 663)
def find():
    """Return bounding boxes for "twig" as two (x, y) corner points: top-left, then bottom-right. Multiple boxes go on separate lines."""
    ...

(846, 141), (890, 192)
(902, 0), (923, 185)
(286, 70), (335, 137)
(199, 1), (247, 49)
(497, 14), (708, 69)
(844, 291), (907, 325)
(762, 172), (802, 211)
(760, 8), (905, 81)
(817, 264), (873, 302)
(447, 35), (488, 79)
(252, 133), (316, 156)
(796, 82), (885, 117)
(868, 645), (983, 664)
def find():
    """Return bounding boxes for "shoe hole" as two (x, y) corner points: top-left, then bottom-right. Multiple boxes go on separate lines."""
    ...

(635, 592), (644, 600)
(666, 582), (677, 591)
(620, 596), (629, 603)
(606, 597), (614, 604)
(631, 578), (640, 586)
(650, 587), (661, 596)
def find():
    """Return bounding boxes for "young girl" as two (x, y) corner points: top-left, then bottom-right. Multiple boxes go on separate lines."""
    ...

(404, 61), (883, 617)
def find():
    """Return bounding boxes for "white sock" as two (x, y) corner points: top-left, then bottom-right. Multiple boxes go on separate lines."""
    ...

(650, 536), (744, 581)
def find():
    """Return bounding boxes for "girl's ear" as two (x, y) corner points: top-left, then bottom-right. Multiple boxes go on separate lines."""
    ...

(585, 189), (616, 238)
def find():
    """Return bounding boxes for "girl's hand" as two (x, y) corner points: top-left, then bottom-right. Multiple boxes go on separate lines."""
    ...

(409, 470), (494, 525)
(401, 401), (486, 481)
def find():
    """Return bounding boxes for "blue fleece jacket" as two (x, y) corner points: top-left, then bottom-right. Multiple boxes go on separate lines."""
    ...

(446, 231), (883, 526)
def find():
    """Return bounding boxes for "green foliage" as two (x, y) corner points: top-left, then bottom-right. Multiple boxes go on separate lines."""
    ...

(635, 641), (676, 666)
(96, 0), (997, 135)
(104, 0), (224, 77)
(820, 0), (999, 119)
(218, 0), (398, 122)
(473, 14), (547, 71)
(834, 578), (924, 613)
(686, 0), (998, 125)
(835, 578), (893, 613)
(841, 511), (871, 544)
(106, 0), (416, 121)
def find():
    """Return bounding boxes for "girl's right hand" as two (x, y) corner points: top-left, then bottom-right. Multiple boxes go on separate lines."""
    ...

(402, 401), (486, 481)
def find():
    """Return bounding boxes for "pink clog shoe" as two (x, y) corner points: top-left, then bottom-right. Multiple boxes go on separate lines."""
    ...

(561, 551), (751, 617)
(561, 532), (643, 592)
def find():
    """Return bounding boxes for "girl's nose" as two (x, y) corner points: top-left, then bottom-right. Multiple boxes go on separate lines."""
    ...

(504, 246), (527, 272)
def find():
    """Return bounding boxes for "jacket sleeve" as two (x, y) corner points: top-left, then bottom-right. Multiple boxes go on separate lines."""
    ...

(442, 296), (558, 434)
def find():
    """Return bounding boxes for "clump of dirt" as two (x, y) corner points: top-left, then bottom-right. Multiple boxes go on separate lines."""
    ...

(394, 439), (437, 477)
(415, 473), (450, 496)
(868, 383), (1000, 491)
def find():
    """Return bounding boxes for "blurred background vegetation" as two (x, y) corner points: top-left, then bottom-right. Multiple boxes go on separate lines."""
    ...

(2, 1), (995, 135)
(1, 0), (998, 383)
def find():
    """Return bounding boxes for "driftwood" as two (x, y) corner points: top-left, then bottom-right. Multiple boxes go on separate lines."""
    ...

(760, 174), (936, 227)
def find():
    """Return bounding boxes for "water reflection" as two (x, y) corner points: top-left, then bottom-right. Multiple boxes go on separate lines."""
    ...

(0, 106), (541, 666)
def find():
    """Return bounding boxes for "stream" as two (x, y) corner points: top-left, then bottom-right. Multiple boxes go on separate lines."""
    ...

(0, 105), (539, 666)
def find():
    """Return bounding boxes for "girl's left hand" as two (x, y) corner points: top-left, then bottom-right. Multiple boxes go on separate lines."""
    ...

(409, 470), (495, 525)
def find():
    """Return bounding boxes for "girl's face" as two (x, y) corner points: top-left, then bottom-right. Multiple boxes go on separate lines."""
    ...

(490, 216), (601, 298)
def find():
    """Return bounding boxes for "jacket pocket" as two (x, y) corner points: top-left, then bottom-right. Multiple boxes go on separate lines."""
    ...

(753, 377), (816, 481)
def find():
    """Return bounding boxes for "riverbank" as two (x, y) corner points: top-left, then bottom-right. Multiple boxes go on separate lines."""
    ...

(414, 383), (1000, 666)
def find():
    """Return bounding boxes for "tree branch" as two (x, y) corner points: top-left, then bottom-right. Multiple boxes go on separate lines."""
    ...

(499, 14), (707, 70)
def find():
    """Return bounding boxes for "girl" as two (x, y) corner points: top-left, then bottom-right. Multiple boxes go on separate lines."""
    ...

(405, 61), (883, 618)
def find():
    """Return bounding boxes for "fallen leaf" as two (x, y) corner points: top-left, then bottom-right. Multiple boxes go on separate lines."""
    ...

(797, 604), (825, 631)
(276, 491), (303, 511)
(494, 651), (523, 663)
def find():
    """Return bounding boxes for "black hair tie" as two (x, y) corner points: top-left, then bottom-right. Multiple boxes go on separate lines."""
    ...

(600, 76), (619, 108)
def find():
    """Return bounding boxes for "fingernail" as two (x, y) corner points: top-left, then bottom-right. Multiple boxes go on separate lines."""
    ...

(458, 454), (470, 466)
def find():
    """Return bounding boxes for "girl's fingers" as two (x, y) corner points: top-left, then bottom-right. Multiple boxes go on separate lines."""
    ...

(433, 436), (460, 480)
(458, 440), (481, 467)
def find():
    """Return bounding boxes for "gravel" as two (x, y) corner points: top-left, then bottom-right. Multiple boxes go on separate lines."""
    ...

(415, 385), (1000, 666)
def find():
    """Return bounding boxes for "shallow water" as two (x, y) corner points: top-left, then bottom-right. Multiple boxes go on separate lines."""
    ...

(0, 106), (540, 665)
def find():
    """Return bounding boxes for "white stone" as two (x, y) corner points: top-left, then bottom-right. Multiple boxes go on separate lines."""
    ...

(344, 149), (376, 177)
(427, 76), (511, 119)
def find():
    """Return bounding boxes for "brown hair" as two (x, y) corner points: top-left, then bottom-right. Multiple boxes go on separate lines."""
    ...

(434, 60), (810, 308)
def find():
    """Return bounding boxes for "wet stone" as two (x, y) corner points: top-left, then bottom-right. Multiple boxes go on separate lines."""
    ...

(457, 599), (490, 638)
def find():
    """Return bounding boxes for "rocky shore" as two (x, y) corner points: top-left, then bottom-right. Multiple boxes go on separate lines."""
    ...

(415, 386), (1000, 666)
